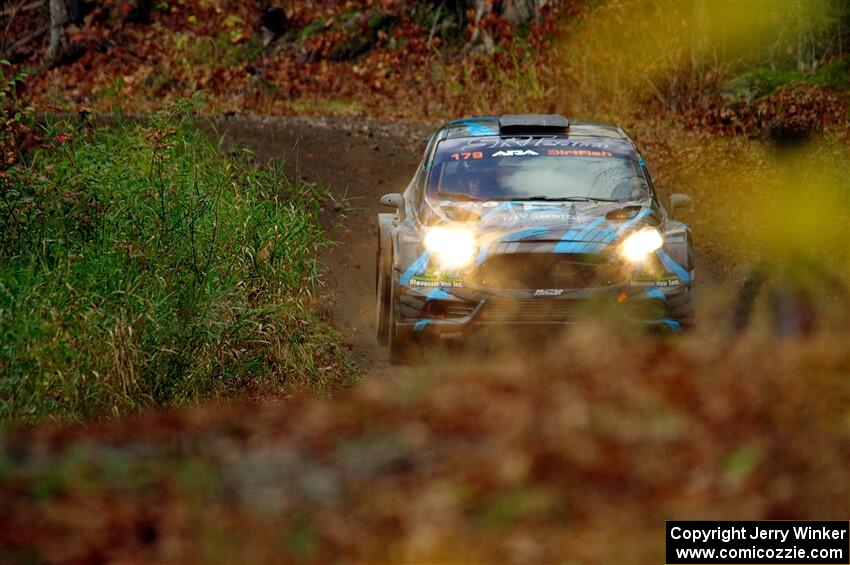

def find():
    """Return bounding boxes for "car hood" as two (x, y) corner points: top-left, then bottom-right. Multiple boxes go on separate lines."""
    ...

(422, 197), (658, 243)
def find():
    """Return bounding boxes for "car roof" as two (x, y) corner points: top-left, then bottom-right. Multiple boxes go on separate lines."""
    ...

(442, 116), (629, 141)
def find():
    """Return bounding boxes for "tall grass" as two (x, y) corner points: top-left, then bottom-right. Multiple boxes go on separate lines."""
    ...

(560, 0), (848, 120)
(0, 99), (352, 423)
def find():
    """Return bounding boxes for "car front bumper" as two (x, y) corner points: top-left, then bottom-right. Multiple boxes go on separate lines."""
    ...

(395, 280), (692, 337)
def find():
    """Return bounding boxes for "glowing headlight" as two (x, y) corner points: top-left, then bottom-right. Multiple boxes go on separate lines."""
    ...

(620, 228), (663, 263)
(424, 226), (476, 269)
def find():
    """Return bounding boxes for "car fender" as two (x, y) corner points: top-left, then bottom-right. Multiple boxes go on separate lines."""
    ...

(662, 220), (694, 280)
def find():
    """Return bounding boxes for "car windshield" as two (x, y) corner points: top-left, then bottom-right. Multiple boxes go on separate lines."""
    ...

(427, 136), (649, 202)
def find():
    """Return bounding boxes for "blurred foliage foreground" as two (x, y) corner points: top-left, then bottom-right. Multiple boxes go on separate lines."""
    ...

(0, 99), (352, 422)
(0, 330), (847, 563)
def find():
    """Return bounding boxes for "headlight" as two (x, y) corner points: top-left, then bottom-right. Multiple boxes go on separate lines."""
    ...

(424, 226), (476, 269)
(620, 228), (663, 263)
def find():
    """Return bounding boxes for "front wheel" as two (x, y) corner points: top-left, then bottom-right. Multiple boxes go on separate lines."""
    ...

(668, 284), (696, 331)
(388, 286), (424, 365)
(375, 234), (392, 345)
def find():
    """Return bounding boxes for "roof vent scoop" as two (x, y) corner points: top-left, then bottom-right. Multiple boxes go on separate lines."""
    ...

(498, 114), (570, 135)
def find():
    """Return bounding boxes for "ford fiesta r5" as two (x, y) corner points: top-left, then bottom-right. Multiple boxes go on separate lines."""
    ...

(376, 114), (695, 363)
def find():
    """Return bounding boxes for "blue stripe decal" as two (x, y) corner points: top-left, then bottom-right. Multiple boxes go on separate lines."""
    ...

(460, 120), (497, 136)
(645, 288), (666, 300)
(575, 241), (606, 254)
(655, 250), (690, 282)
(579, 230), (597, 245)
(590, 227), (612, 242)
(573, 217), (606, 242)
(575, 229), (608, 250)
(555, 241), (577, 253)
(616, 208), (651, 234)
(427, 288), (450, 301)
(560, 241), (583, 253)
(400, 251), (431, 285)
(554, 217), (605, 253)
(662, 319), (682, 332)
(601, 228), (619, 243)
(413, 320), (431, 331)
(500, 227), (549, 242)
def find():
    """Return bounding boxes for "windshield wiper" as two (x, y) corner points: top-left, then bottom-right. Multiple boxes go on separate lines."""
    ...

(520, 196), (620, 203)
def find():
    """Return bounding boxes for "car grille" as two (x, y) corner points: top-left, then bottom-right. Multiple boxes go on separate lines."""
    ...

(472, 253), (621, 290)
(476, 298), (588, 323)
(425, 300), (476, 319)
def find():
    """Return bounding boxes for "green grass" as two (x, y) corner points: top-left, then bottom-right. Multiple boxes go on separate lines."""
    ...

(185, 33), (265, 69)
(0, 98), (353, 423)
(722, 56), (850, 100)
(810, 56), (850, 89)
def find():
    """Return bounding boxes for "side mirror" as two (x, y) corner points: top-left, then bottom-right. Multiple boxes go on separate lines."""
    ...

(380, 193), (405, 216)
(669, 193), (693, 217)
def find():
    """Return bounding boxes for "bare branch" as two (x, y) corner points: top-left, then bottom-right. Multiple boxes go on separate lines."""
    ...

(1, 26), (48, 60)
(1, 0), (44, 18)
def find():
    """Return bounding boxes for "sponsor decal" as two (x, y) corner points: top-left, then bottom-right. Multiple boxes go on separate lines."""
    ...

(492, 149), (539, 157)
(534, 289), (564, 296)
(409, 271), (464, 287)
(547, 149), (613, 157)
(629, 278), (681, 287)
(522, 212), (570, 220)
(459, 137), (611, 151)
(410, 279), (463, 287)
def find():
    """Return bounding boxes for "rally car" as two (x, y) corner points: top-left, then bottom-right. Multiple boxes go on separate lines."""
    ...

(376, 114), (694, 363)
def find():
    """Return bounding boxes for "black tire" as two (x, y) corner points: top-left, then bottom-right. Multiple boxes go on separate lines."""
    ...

(375, 233), (392, 345)
(668, 284), (696, 331)
(388, 283), (424, 365)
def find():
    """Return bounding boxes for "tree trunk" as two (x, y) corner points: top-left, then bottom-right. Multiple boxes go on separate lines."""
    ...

(462, 0), (547, 54)
(45, 0), (78, 63)
(464, 0), (496, 54)
(501, 0), (545, 26)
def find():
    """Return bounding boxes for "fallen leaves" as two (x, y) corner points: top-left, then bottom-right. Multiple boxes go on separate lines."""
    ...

(4, 0), (577, 121)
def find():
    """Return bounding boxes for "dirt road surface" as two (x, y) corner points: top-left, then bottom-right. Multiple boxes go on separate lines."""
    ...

(216, 116), (433, 375)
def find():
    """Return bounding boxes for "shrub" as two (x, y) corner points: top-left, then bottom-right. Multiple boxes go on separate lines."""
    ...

(0, 60), (38, 167)
(0, 99), (352, 422)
